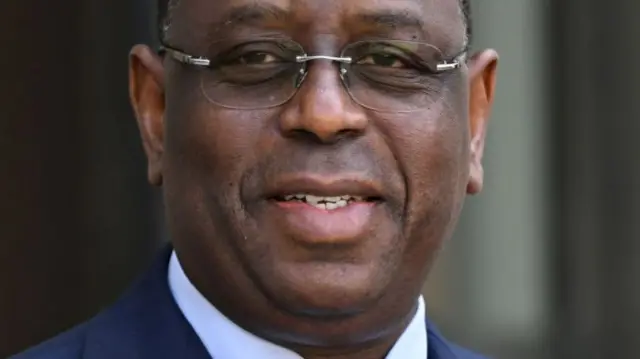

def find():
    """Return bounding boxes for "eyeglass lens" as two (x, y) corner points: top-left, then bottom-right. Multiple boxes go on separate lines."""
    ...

(198, 38), (453, 112)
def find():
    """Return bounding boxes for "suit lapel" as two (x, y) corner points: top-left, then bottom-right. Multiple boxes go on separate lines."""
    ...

(426, 321), (457, 359)
(82, 245), (211, 359)
(426, 318), (487, 359)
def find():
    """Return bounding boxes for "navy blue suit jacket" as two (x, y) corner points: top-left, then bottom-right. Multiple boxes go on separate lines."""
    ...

(12, 247), (487, 359)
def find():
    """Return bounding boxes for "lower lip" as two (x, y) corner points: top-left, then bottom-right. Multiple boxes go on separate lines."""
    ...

(270, 200), (378, 245)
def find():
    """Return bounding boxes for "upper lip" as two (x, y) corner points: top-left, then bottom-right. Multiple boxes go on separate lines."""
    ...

(265, 174), (384, 200)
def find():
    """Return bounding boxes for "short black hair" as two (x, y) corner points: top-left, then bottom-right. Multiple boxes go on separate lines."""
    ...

(157, 0), (472, 43)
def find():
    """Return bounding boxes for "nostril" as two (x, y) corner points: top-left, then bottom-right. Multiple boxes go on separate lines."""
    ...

(334, 128), (363, 141)
(286, 129), (321, 142)
(337, 128), (360, 136)
(285, 128), (363, 144)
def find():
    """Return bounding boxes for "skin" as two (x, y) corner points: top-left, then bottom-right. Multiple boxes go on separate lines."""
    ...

(129, 0), (498, 358)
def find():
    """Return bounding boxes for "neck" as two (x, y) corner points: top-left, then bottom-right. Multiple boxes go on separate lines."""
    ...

(285, 310), (415, 359)
(263, 301), (419, 359)
(298, 343), (396, 359)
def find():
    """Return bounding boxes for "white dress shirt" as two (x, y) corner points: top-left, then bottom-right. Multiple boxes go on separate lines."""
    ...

(168, 251), (428, 359)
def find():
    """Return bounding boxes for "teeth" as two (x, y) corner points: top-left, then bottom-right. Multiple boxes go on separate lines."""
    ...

(280, 194), (366, 210)
(304, 195), (324, 205)
(326, 200), (348, 210)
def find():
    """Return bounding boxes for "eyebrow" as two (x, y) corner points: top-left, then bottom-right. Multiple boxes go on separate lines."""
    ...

(216, 3), (288, 27)
(204, 5), (429, 43)
(354, 10), (425, 32)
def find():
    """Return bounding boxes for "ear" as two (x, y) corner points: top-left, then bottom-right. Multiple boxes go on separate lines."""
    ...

(466, 49), (499, 195)
(129, 44), (165, 186)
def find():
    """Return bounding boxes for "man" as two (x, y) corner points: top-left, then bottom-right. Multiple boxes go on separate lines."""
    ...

(13, 0), (497, 358)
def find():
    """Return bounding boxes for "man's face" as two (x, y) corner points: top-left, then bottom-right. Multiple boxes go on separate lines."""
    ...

(130, 0), (497, 346)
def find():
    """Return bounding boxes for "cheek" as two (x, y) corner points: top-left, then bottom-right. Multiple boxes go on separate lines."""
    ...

(162, 97), (279, 255)
(165, 100), (268, 191)
(163, 71), (274, 190)
(382, 101), (469, 248)
(162, 94), (282, 246)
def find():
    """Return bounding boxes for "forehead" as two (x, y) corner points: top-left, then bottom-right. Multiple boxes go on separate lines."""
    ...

(170, 0), (465, 50)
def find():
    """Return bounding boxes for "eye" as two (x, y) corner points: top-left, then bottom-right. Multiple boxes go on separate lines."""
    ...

(234, 52), (280, 65)
(356, 53), (406, 68)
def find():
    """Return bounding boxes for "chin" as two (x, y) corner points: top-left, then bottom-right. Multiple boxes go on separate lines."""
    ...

(260, 261), (388, 317)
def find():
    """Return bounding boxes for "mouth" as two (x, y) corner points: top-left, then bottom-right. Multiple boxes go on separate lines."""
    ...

(265, 175), (385, 208)
(261, 176), (386, 245)
(272, 194), (382, 211)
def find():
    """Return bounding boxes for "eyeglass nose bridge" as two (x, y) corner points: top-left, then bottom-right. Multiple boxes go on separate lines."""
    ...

(294, 55), (352, 89)
(295, 55), (352, 63)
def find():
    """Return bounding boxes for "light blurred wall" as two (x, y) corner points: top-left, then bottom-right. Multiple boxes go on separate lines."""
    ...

(423, 1), (551, 358)
(550, 0), (640, 358)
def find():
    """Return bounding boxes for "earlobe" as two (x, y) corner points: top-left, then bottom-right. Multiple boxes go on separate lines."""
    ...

(466, 49), (499, 195)
(129, 44), (166, 186)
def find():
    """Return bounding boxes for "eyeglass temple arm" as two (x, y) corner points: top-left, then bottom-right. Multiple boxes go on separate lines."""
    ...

(438, 45), (470, 71)
(158, 44), (211, 67)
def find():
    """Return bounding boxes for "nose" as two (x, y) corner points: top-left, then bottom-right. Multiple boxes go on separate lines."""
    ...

(278, 62), (368, 143)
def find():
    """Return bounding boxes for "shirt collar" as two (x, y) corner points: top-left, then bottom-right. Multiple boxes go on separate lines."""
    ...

(168, 251), (428, 359)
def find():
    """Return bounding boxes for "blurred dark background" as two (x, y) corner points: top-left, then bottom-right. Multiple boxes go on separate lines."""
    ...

(1, 1), (639, 358)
